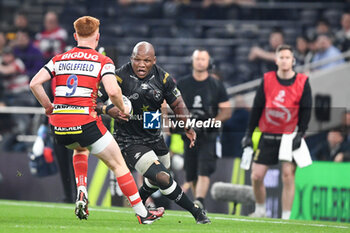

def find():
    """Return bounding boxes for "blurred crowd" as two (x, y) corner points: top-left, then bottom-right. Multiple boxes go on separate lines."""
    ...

(309, 112), (350, 162)
(0, 11), (67, 136)
(248, 13), (350, 77)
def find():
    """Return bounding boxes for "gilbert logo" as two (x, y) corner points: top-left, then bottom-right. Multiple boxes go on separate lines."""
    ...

(143, 110), (161, 129)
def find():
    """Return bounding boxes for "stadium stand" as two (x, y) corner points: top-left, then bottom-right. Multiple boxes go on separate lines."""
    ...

(0, 0), (347, 85)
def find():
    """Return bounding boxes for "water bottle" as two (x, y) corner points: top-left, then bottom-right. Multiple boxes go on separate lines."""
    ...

(240, 146), (254, 170)
(32, 125), (48, 157)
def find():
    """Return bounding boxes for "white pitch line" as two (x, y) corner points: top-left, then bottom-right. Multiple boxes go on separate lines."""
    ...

(0, 201), (349, 229)
(212, 216), (349, 229)
(10, 224), (146, 232)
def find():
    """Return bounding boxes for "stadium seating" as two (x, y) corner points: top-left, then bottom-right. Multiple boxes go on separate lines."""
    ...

(0, 0), (347, 85)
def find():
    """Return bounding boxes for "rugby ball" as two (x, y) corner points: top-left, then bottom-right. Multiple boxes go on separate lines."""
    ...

(122, 95), (133, 115)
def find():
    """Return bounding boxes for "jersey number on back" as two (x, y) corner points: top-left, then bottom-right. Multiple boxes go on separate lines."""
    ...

(66, 75), (78, 96)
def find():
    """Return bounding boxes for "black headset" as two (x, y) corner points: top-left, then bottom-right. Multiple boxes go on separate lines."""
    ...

(207, 57), (215, 70)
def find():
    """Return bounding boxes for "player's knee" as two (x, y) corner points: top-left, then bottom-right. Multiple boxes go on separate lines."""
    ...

(143, 161), (173, 189)
(156, 171), (171, 188)
(251, 172), (264, 183)
(282, 171), (294, 184)
(147, 178), (158, 187)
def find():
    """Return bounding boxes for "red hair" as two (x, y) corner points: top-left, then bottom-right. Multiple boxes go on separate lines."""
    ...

(73, 16), (100, 38)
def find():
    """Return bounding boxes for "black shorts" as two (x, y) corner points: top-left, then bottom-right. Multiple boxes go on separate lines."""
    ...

(183, 134), (217, 181)
(254, 133), (282, 166)
(121, 140), (169, 169)
(51, 119), (107, 148)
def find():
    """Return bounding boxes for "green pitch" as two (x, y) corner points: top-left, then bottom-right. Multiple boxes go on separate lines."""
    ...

(0, 199), (349, 233)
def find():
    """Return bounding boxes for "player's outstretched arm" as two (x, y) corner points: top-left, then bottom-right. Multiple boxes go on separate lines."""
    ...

(101, 74), (127, 116)
(30, 68), (53, 116)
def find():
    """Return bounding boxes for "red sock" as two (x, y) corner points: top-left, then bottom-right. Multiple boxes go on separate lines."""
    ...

(116, 172), (142, 206)
(73, 154), (88, 187)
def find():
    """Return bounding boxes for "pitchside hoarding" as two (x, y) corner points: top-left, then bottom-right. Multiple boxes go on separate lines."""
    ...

(291, 162), (350, 222)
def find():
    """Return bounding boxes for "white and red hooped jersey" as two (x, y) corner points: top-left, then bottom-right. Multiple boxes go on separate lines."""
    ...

(258, 71), (308, 134)
(44, 46), (115, 127)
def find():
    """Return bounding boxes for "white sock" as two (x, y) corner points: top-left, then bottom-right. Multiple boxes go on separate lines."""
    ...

(255, 203), (266, 214)
(282, 211), (291, 220)
(77, 186), (88, 198)
(132, 202), (148, 217)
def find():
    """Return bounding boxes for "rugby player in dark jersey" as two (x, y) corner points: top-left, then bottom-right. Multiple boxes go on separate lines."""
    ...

(96, 41), (210, 224)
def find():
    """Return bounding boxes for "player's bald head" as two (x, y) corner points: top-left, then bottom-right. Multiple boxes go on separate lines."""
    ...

(132, 41), (155, 58)
(130, 41), (156, 78)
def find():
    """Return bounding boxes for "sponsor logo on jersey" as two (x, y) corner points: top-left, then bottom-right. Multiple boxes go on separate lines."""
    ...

(54, 125), (83, 135)
(103, 64), (114, 70)
(141, 83), (149, 90)
(128, 93), (139, 100)
(52, 105), (89, 114)
(153, 90), (162, 101)
(172, 87), (181, 98)
(62, 52), (99, 61)
(130, 114), (143, 120)
(101, 63), (116, 76)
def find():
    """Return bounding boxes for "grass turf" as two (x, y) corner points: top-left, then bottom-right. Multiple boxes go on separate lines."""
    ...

(0, 199), (349, 233)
